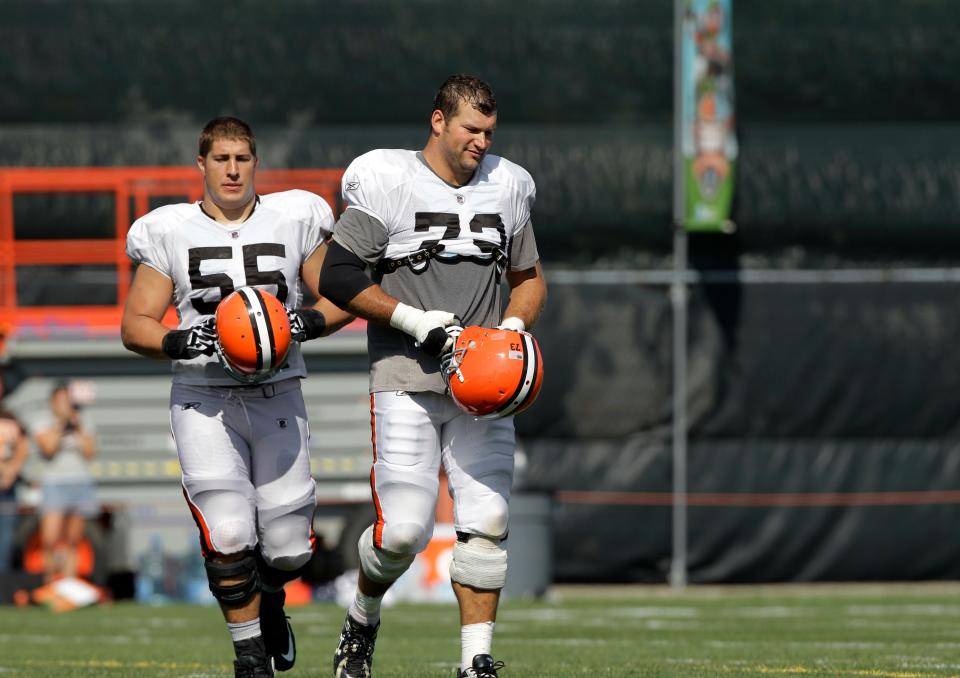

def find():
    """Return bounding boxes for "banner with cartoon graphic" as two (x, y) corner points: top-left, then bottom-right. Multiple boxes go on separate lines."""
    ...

(681, 0), (737, 231)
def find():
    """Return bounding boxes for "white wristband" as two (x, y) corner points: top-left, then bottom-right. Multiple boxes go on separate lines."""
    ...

(389, 302), (424, 337)
(498, 316), (525, 332)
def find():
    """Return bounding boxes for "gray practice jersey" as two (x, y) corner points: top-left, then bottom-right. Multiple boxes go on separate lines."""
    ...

(334, 149), (540, 394)
(126, 190), (334, 386)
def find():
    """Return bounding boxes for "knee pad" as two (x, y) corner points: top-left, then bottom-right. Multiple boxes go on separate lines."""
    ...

(205, 551), (260, 605)
(187, 488), (257, 555)
(255, 547), (311, 592)
(209, 518), (258, 555)
(358, 524), (416, 584)
(449, 534), (508, 590)
(474, 498), (510, 540)
(258, 512), (314, 576)
(380, 520), (429, 556)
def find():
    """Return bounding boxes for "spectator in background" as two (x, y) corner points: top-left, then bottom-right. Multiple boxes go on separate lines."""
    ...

(0, 370), (29, 574)
(32, 381), (97, 583)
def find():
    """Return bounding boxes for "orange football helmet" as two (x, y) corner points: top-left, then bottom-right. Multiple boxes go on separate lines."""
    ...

(214, 287), (292, 384)
(442, 326), (544, 419)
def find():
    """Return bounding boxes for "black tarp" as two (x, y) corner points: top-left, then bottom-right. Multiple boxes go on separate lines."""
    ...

(3, 1), (958, 125)
(518, 279), (960, 582)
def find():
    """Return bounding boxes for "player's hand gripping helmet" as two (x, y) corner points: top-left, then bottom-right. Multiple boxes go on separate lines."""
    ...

(214, 287), (292, 384)
(441, 326), (544, 419)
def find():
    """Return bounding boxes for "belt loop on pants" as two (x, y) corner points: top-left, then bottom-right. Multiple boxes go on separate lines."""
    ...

(260, 383), (276, 398)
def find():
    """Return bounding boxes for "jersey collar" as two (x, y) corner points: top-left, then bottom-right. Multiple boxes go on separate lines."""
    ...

(198, 194), (261, 225)
(416, 151), (478, 189)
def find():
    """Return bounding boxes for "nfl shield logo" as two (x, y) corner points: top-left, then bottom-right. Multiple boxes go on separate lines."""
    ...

(455, 194), (465, 204)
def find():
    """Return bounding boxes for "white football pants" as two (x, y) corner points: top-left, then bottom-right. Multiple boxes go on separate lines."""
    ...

(369, 390), (516, 556)
(170, 379), (316, 570)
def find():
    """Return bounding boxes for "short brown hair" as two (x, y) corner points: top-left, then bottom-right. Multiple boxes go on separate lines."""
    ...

(198, 117), (257, 157)
(432, 74), (497, 120)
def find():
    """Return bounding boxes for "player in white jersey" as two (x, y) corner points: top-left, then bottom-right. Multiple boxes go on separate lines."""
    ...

(120, 117), (353, 678)
(319, 75), (547, 678)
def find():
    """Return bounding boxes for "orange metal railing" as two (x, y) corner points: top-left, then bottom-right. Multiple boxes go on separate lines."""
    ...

(0, 167), (344, 342)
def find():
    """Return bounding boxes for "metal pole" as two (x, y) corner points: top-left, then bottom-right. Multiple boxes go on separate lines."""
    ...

(669, 0), (689, 589)
(669, 226), (688, 588)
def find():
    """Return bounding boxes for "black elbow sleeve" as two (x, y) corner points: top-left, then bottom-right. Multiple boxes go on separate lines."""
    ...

(319, 240), (375, 308)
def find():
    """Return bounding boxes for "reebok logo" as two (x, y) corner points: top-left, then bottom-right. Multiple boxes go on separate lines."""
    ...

(182, 402), (201, 410)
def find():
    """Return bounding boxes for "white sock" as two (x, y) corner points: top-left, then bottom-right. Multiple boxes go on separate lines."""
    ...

(348, 590), (383, 627)
(461, 621), (495, 672)
(228, 618), (262, 643)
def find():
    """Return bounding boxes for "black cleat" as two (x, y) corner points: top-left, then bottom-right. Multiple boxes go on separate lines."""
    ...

(261, 589), (296, 671)
(233, 636), (275, 678)
(457, 654), (505, 678)
(333, 614), (379, 677)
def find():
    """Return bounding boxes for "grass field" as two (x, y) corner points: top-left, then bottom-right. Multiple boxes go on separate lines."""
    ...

(2, 583), (960, 677)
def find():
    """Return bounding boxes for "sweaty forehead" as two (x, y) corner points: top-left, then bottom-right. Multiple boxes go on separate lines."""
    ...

(450, 103), (497, 129)
(208, 137), (253, 155)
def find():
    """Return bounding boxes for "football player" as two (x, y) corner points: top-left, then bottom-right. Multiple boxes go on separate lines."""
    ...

(120, 117), (353, 678)
(319, 75), (547, 678)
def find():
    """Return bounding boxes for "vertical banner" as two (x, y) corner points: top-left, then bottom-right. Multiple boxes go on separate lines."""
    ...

(681, 0), (737, 232)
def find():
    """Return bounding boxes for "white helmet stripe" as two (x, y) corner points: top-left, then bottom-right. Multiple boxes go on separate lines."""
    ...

(486, 331), (538, 418)
(237, 287), (275, 371)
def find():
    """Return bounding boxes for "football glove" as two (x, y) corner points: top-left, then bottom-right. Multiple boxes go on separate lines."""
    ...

(390, 302), (459, 357)
(438, 324), (464, 373)
(286, 308), (327, 342)
(419, 324), (464, 359)
(162, 317), (217, 360)
(496, 316), (525, 332)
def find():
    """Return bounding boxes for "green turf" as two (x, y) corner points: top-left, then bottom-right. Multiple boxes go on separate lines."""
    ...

(1, 583), (960, 677)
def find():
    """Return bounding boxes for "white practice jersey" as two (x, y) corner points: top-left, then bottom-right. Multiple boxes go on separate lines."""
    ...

(126, 190), (334, 386)
(334, 149), (540, 394)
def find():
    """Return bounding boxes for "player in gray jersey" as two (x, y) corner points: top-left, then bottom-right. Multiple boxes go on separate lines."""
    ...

(320, 75), (547, 678)
(121, 117), (353, 678)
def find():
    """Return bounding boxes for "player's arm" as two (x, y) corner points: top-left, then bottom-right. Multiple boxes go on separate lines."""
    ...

(120, 264), (177, 359)
(319, 239), (396, 324)
(121, 264), (217, 361)
(319, 227), (456, 357)
(501, 262), (547, 331)
(317, 208), (436, 324)
(499, 218), (547, 331)
(292, 240), (355, 339)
